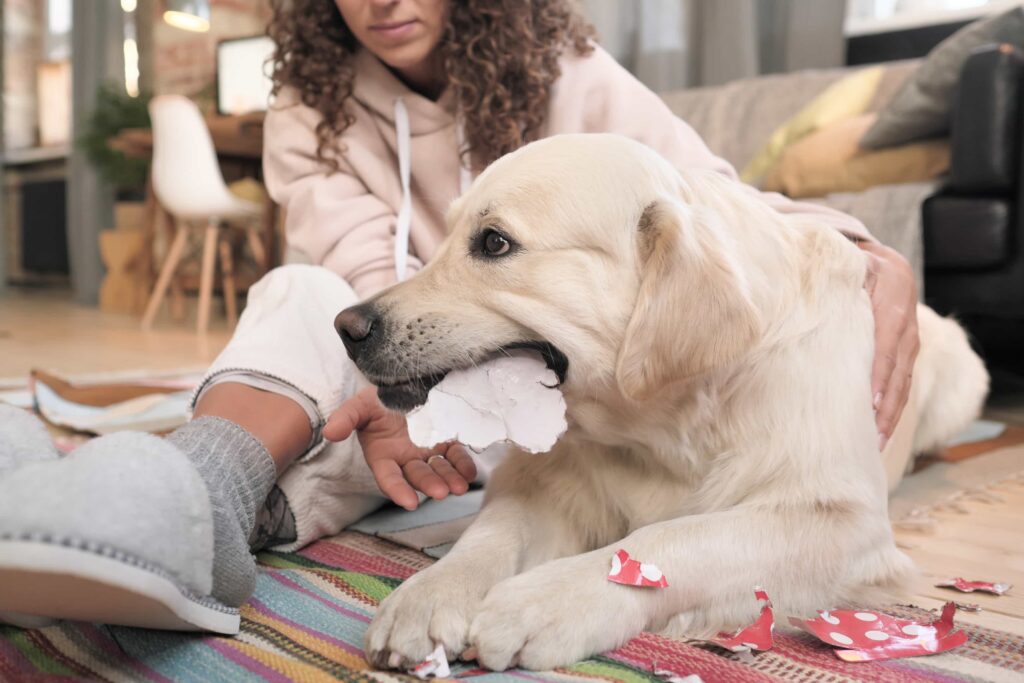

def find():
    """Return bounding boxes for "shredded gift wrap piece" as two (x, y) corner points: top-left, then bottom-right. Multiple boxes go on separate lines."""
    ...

(711, 588), (775, 653)
(955, 602), (982, 613)
(935, 577), (1012, 595)
(652, 667), (704, 683)
(789, 601), (968, 662)
(410, 644), (450, 679)
(407, 350), (567, 453)
(607, 549), (669, 588)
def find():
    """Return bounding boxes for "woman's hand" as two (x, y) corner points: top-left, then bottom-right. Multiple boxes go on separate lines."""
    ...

(859, 241), (920, 451)
(324, 387), (477, 510)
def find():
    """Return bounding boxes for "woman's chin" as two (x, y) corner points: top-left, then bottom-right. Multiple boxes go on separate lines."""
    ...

(370, 41), (433, 69)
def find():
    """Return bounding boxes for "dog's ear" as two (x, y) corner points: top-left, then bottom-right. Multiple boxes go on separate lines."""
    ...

(615, 197), (762, 400)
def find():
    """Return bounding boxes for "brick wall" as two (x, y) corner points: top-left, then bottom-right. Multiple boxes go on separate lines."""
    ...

(154, 0), (271, 107)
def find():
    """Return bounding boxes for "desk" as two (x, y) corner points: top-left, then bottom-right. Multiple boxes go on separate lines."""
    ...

(108, 112), (264, 160)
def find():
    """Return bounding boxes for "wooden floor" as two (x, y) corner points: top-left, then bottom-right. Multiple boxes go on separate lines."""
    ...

(0, 286), (1022, 638)
(895, 478), (1024, 637)
(0, 288), (231, 383)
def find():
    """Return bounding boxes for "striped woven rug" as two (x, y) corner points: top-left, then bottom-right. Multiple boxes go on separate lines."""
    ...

(1, 531), (1021, 682)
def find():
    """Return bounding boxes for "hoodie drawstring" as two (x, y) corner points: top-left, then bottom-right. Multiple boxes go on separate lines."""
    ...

(392, 97), (473, 283)
(457, 123), (472, 195)
(393, 98), (412, 282)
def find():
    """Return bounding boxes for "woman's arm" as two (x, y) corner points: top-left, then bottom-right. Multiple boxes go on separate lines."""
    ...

(263, 89), (422, 299)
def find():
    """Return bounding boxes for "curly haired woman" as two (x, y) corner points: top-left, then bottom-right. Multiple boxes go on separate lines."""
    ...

(0, 0), (919, 640)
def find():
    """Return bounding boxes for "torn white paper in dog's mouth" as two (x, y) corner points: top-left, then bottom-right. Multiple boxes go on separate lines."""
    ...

(406, 350), (567, 453)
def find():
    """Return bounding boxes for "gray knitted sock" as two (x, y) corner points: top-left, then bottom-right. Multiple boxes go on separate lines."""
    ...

(167, 417), (277, 607)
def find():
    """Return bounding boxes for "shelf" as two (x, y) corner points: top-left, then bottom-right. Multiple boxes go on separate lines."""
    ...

(1, 145), (71, 166)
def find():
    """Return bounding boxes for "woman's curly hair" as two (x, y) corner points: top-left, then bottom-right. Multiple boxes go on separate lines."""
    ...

(268, 0), (594, 172)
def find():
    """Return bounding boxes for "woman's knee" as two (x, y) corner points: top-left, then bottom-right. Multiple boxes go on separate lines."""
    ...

(253, 264), (358, 301)
(248, 264), (358, 311)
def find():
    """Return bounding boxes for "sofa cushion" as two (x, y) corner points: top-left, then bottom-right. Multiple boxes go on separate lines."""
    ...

(861, 6), (1024, 149)
(866, 60), (919, 113)
(660, 68), (851, 171)
(740, 66), (883, 185)
(763, 113), (950, 198)
(923, 195), (1012, 270)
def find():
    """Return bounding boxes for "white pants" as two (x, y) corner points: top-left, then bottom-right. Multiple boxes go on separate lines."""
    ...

(193, 265), (385, 552)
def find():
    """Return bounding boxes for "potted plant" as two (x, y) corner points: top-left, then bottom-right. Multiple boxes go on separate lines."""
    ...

(78, 84), (153, 313)
(77, 83), (152, 224)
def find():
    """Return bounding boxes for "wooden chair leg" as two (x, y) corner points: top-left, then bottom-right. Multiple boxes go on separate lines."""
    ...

(246, 227), (268, 271)
(219, 237), (238, 327)
(197, 219), (220, 335)
(169, 277), (186, 321)
(168, 215), (187, 322)
(140, 176), (158, 289)
(261, 197), (279, 267)
(141, 223), (190, 330)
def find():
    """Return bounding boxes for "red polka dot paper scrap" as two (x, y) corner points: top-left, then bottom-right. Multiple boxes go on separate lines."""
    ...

(935, 577), (1012, 595)
(711, 588), (775, 653)
(607, 549), (669, 588)
(789, 601), (968, 662)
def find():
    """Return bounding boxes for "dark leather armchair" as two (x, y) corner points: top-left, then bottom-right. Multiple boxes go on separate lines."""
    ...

(922, 43), (1024, 356)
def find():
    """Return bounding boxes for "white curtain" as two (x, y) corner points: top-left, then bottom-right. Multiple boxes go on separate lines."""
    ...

(582, 0), (848, 91)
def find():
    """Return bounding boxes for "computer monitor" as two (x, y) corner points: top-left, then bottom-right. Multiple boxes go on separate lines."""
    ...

(216, 35), (275, 116)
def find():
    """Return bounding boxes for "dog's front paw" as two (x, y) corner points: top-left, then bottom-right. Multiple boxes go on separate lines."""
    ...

(468, 558), (641, 671)
(365, 565), (487, 670)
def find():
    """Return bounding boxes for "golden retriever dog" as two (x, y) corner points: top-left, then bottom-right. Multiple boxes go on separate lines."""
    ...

(336, 134), (989, 671)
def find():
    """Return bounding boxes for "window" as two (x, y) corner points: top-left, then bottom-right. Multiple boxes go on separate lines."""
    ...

(845, 0), (1011, 35)
(44, 0), (72, 61)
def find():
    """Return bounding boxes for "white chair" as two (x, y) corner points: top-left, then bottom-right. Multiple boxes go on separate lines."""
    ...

(141, 95), (265, 334)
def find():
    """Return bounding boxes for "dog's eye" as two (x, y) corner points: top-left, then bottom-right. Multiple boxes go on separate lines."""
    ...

(481, 229), (512, 257)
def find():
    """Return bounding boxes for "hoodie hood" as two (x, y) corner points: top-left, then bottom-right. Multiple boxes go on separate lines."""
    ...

(352, 49), (456, 134)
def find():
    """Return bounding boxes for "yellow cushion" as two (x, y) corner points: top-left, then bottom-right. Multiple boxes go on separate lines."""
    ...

(740, 66), (884, 186)
(762, 113), (950, 198)
(228, 177), (267, 204)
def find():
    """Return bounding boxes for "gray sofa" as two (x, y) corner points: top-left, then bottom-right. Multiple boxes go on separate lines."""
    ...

(660, 62), (934, 288)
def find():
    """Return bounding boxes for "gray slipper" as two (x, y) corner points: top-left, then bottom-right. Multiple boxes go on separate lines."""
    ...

(0, 405), (62, 628)
(0, 431), (239, 634)
(0, 404), (59, 471)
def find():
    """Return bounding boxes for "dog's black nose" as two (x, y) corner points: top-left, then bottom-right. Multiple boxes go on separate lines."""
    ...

(335, 304), (379, 361)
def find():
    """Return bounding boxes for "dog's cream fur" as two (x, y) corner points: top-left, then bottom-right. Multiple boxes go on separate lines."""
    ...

(357, 134), (989, 670)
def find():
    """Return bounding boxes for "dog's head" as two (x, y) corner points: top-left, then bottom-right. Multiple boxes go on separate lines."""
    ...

(335, 134), (761, 415)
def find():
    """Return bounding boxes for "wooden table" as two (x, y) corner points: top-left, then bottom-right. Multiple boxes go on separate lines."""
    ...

(108, 111), (265, 160)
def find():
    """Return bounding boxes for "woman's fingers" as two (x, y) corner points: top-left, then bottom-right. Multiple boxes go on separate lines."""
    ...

(441, 443), (478, 484)
(323, 399), (362, 443)
(369, 459), (420, 511)
(870, 299), (908, 406)
(323, 387), (377, 442)
(877, 321), (919, 449)
(402, 459), (449, 500)
(859, 242), (919, 431)
(426, 453), (469, 495)
(871, 343), (898, 413)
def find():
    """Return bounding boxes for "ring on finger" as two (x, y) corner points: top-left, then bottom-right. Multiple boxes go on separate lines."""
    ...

(427, 454), (447, 465)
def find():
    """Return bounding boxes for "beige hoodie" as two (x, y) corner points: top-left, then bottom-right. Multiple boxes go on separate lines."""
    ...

(263, 45), (871, 299)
